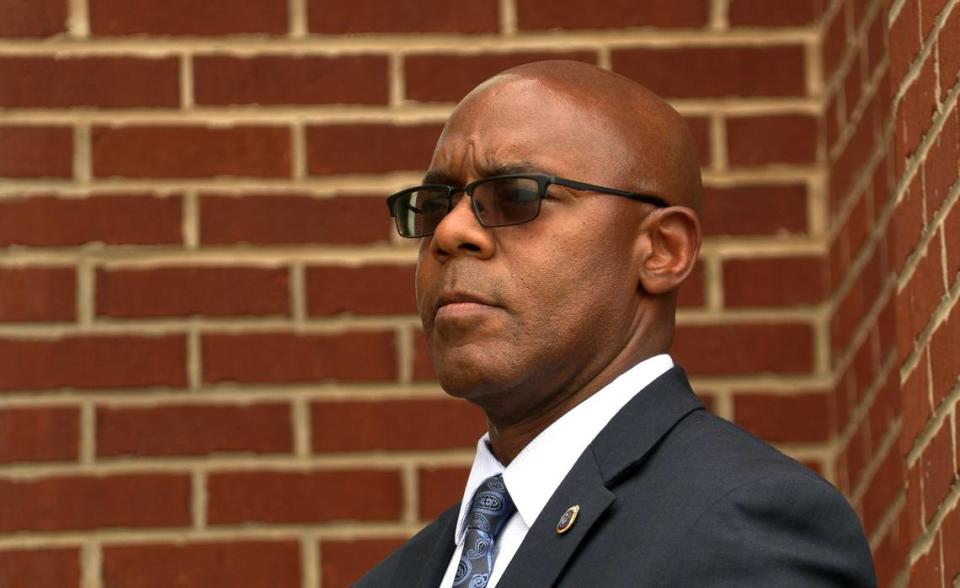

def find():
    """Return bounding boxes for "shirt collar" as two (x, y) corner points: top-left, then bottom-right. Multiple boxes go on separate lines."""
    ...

(451, 354), (674, 543)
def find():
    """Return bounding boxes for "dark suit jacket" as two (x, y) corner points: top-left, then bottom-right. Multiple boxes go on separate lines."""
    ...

(357, 367), (877, 587)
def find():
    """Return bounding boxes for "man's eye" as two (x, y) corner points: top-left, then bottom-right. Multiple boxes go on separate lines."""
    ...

(421, 198), (448, 214)
(492, 182), (537, 203)
(512, 187), (539, 202)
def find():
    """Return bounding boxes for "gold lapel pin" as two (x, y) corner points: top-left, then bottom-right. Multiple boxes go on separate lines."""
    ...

(556, 504), (580, 534)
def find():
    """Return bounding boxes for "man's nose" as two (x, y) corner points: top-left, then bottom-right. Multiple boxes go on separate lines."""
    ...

(429, 192), (494, 258)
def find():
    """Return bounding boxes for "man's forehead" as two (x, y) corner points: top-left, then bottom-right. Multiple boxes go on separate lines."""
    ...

(425, 81), (609, 183)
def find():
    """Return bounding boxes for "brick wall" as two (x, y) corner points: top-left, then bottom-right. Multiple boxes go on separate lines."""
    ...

(0, 0), (954, 586)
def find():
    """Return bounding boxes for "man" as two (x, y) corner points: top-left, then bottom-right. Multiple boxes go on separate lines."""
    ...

(359, 61), (876, 587)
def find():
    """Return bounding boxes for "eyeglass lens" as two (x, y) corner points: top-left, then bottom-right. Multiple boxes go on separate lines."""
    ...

(394, 177), (542, 237)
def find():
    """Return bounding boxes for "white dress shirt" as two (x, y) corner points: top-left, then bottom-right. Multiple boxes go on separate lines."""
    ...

(439, 354), (674, 588)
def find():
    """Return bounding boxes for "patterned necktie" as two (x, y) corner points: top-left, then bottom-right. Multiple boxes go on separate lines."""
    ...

(454, 474), (517, 588)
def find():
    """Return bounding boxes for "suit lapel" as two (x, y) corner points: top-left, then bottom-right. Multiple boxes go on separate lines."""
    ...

(497, 367), (704, 587)
(497, 446), (614, 588)
(390, 505), (459, 588)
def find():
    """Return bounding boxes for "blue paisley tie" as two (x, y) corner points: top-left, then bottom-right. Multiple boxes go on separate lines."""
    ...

(454, 474), (516, 588)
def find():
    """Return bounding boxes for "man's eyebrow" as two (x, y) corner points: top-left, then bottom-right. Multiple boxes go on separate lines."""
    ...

(421, 162), (547, 185)
(421, 169), (455, 185)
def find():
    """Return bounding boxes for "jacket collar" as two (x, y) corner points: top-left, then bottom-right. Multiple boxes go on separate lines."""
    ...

(496, 366), (704, 587)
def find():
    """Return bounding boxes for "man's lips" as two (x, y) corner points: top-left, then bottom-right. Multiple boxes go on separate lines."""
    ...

(433, 291), (501, 319)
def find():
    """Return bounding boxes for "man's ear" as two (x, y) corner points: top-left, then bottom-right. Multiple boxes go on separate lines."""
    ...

(636, 207), (701, 295)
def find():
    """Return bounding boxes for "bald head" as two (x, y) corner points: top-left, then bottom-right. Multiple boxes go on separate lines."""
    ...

(455, 60), (703, 213)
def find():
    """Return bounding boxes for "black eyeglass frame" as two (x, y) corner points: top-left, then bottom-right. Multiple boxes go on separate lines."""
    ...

(385, 173), (669, 238)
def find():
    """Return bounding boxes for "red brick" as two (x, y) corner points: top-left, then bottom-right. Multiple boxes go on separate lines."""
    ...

(684, 116), (712, 167)
(0, 0), (67, 36)
(728, 0), (817, 26)
(733, 392), (830, 443)
(0, 125), (72, 178)
(306, 123), (441, 175)
(412, 329), (436, 381)
(202, 331), (396, 384)
(947, 199), (960, 282)
(90, 0), (286, 35)
(906, 463), (924, 545)
(874, 506), (910, 587)
(516, 0), (708, 30)
(97, 403), (292, 457)
(921, 419), (954, 523)
(898, 52), (938, 158)
(307, 0), (498, 33)
(0, 267), (74, 321)
(830, 281), (865, 357)
(0, 407), (79, 462)
(868, 371), (898, 442)
(909, 533), (942, 588)
(727, 114), (818, 167)
(96, 266), (289, 318)
(943, 503), (960, 584)
(0, 57), (178, 108)
(199, 193), (391, 245)
(851, 334), (877, 403)
(940, 8), (960, 99)
(890, 0), (920, 88)
(194, 55), (389, 106)
(845, 194), (872, 260)
(867, 10), (888, 75)
(207, 469), (402, 524)
(0, 194), (181, 247)
(825, 95), (840, 152)
(861, 445), (905, 536)
(830, 105), (876, 205)
(923, 108), (959, 215)
(841, 426), (868, 493)
(418, 466), (470, 520)
(872, 69), (894, 137)
(896, 236), (945, 358)
(92, 126), (291, 179)
(701, 183), (808, 236)
(612, 45), (806, 98)
(0, 335), (186, 391)
(901, 352), (933, 454)
(821, 5), (846, 77)
(321, 538), (406, 588)
(306, 265), (416, 316)
(723, 256), (824, 306)
(877, 295), (898, 362)
(0, 548), (80, 587)
(673, 322), (815, 375)
(405, 51), (598, 104)
(312, 399), (485, 451)
(893, 173), (927, 272)
(102, 541), (300, 588)
(844, 54), (865, 116)
(678, 260), (706, 307)
(0, 473), (190, 532)
(920, 0), (949, 37)
(930, 311), (959, 405)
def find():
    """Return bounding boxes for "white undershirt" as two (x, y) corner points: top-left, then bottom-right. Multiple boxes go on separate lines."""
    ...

(439, 354), (674, 588)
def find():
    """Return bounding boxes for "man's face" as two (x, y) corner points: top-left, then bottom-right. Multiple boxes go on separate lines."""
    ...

(416, 78), (649, 422)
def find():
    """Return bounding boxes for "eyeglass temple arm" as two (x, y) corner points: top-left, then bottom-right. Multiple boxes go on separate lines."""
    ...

(550, 177), (669, 208)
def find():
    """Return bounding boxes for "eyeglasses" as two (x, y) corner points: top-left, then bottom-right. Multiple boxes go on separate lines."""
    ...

(385, 173), (669, 238)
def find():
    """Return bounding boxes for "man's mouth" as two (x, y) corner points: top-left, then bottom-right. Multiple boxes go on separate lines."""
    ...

(434, 291), (502, 321)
